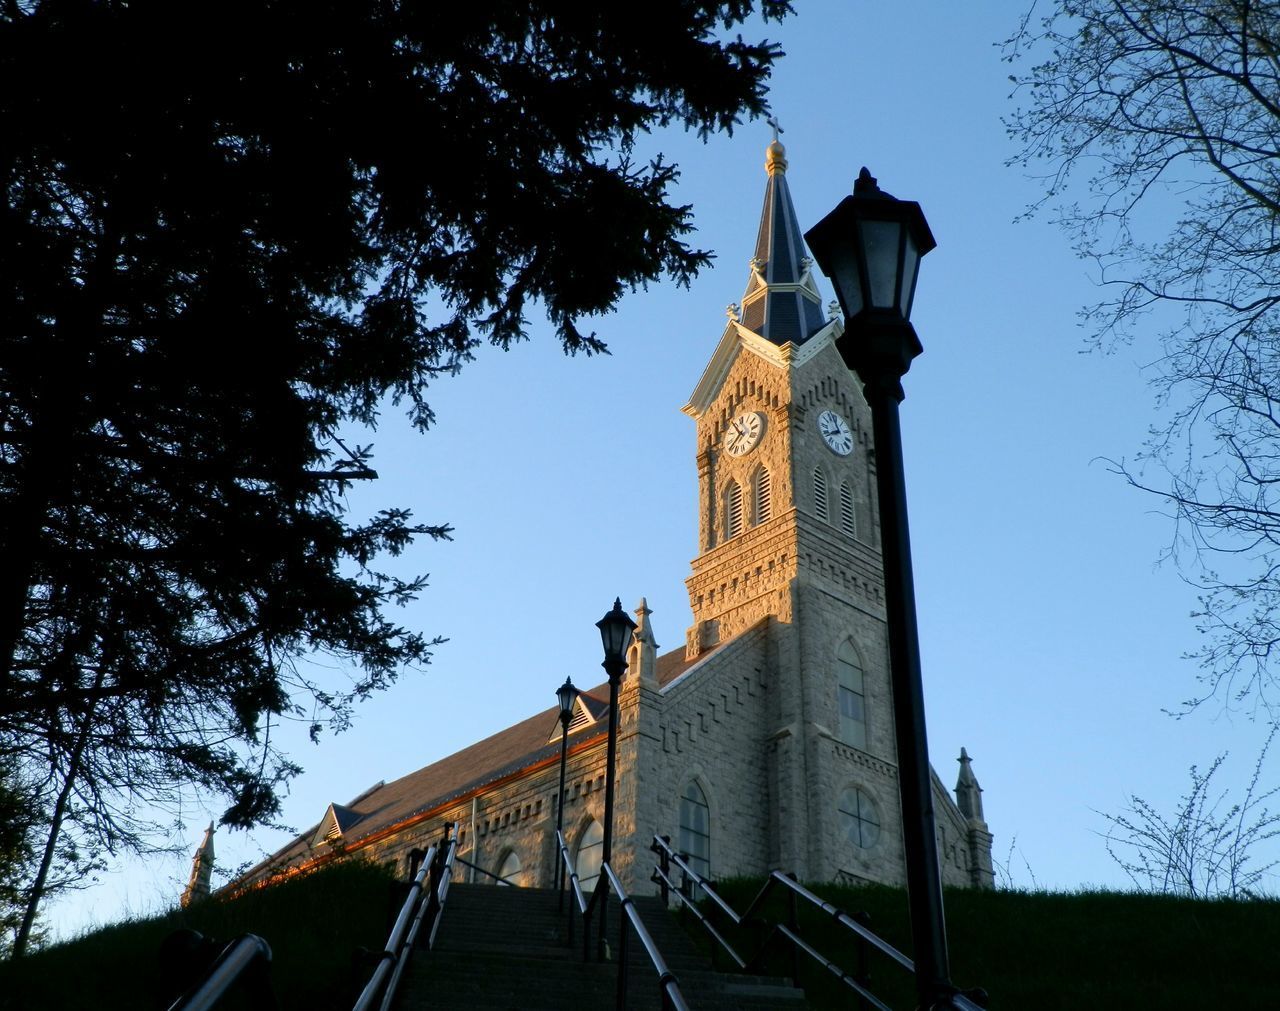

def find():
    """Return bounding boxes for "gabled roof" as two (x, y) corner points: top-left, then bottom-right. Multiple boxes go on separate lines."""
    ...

(546, 691), (608, 743)
(311, 802), (364, 848)
(239, 636), (740, 882)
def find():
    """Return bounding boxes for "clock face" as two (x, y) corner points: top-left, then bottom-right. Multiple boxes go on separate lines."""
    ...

(818, 410), (853, 456)
(724, 411), (764, 456)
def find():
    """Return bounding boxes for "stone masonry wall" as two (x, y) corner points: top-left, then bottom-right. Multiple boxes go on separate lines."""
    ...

(626, 624), (775, 891)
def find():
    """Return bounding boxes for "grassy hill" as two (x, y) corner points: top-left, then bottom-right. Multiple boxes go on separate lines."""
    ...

(0, 859), (397, 1011)
(3, 864), (1276, 1010)
(700, 879), (1280, 1010)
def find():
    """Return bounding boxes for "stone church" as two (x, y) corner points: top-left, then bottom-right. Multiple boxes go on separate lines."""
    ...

(227, 139), (994, 902)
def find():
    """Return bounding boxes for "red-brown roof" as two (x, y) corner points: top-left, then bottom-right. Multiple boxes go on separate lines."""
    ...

(242, 640), (731, 880)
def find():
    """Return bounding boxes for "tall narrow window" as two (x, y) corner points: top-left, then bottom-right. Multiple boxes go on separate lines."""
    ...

(725, 481), (744, 538)
(678, 781), (711, 884)
(496, 850), (521, 885)
(837, 641), (867, 749)
(575, 819), (604, 894)
(752, 466), (771, 525)
(839, 481), (855, 536)
(813, 467), (829, 522)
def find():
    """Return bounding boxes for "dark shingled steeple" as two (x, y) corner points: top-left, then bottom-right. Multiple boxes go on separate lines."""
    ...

(737, 139), (828, 345)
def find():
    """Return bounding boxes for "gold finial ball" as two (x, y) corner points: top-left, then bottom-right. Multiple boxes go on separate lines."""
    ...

(765, 139), (787, 175)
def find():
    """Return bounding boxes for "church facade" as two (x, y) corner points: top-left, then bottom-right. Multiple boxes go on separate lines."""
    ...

(232, 141), (994, 900)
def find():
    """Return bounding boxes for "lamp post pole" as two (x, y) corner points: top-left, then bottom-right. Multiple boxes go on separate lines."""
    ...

(595, 597), (636, 958)
(806, 168), (956, 1009)
(863, 364), (952, 1007)
(555, 676), (578, 911)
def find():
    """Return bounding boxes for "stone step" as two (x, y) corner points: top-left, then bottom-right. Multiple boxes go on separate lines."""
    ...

(398, 882), (811, 1009)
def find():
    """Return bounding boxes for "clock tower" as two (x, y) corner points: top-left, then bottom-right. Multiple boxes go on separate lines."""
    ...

(681, 138), (910, 882)
(229, 138), (995, 902)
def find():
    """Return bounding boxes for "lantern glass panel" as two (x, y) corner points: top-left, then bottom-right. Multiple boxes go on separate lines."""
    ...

(862, 219), (903, 309)
(557, 679), (576, 717)
(899, 231), (919, 317)
(827, 241), (864, 319)
(597, 612), (634, 660)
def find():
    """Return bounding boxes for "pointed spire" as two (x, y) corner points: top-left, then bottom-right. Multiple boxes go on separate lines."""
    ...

(954, 747), (985, 822)
(181, 822), (215, 907)
(628, 596), (659, 689)
(737, 136), (828, 346)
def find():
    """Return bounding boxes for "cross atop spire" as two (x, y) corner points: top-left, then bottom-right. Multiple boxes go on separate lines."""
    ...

(766, 113), (783, 142)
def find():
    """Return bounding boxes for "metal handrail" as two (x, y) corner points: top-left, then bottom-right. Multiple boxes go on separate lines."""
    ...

(556, 830), (689, 1010)
(555, 828), (595, 956)
(454, 854), (514, 885)
(353, 823), (457, 1011)
(352, 842), (438, 1011)
(166, 933), (272, 1011)
(650, 861), (746, 969)
(379, 842), (449, 1011)
(649, 835), (986, 1011)
(556, 830), (589, 912)
(601, 863), (690, 1011)
(426, 831), (459, 950)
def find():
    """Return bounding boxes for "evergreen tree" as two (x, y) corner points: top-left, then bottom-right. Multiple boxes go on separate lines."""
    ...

(0, 0), (788, 953)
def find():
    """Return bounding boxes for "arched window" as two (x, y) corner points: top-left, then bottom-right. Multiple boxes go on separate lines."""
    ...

(496, 850), (521, 885)
(839, 481), (855, 536)
(575, 819), (604, 894)
(813, 467), (829, 522)
(678, 781), (711, 883)
(838, 787), (881, 849)
(725, 481), (744, 539)
(837, 641), (867, 749)
(752, 466), (771, 525)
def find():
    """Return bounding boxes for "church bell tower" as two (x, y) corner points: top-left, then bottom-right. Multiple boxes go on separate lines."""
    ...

(681, 138), (905, 882)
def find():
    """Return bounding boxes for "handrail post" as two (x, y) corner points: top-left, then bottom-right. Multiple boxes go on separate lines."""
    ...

(568, 883), (577, 948)
(653, 836), (670, 906)
(615, 890), (630, 1010)
(422, 845), (444, 947)
(705, 897), (718, 973)
(854, 910), (872, 1011)
(597, 873), (609, 960)
(786, 876), (800, 989)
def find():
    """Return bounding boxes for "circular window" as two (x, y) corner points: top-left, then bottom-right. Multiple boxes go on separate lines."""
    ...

(838, 787), (881, 849)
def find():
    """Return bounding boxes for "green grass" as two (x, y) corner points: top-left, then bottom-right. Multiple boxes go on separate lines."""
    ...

(0, 859), (398, 1011)
(10, 868), (1276, 1010)
(691, 880), (1280, 1010)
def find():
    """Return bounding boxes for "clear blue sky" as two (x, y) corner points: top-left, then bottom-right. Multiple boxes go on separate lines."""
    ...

(49, 0), (1279, 938)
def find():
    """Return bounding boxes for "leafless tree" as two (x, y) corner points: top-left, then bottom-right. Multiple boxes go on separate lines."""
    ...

(1100, 727), (1280, 897)
(1007, 2), (1280, 716)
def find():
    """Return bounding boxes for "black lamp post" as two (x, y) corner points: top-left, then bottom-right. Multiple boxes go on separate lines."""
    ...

(555, 675), (578, 909)
(805, 168), (956, 1009)
(595, 597), (636, 955)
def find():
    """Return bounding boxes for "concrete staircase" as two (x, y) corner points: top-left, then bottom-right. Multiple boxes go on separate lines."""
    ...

(396, 882), (810, 1010)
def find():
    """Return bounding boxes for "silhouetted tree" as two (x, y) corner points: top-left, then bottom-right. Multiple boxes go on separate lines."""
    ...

(1101, 728), (1280, 897)
(1007, 2), (1280, 716)
(0, 767), (39, 957)
(0, 0), (789, 953)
